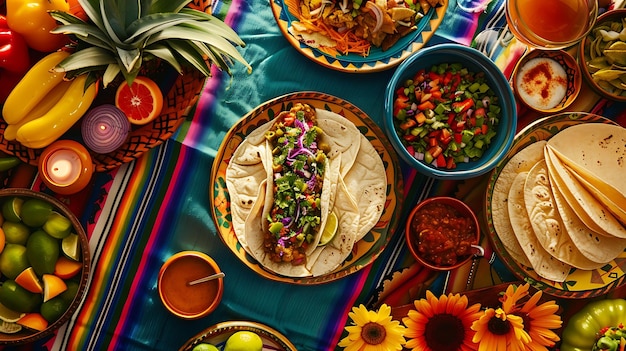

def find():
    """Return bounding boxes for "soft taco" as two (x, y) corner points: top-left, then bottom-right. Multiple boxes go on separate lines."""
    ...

(226, 103), (386, 277)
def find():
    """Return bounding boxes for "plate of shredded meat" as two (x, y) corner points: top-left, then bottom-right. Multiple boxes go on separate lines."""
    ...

(270, 0), (448, 73)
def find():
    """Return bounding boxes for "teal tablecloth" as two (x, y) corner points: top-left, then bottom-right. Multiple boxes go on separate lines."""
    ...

(3, 0), (626, 350)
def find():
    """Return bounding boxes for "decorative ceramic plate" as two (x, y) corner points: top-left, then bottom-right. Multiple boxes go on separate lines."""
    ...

(209, 91), (403, 284)
(178, 321), (298, 351)
(485, 112), (624, 299)
(269, 0), (448, 73)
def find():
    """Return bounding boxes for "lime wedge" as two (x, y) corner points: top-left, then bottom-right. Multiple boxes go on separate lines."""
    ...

(62, 233), (81, 261)
(318, 211), (338, 246)
(0, 320), (22, 334)
(0, 302), (24, 323)
(1, 197), (23, 223)
(42, 212), (72, 239)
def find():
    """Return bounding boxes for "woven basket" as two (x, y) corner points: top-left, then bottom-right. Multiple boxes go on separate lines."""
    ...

(0, 0), (213, 172)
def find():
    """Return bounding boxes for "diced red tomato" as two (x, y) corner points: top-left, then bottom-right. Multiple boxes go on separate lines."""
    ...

(446, 157), (456, 169)
(417, 100), (435, 111)
(436, 154), (446, 167)
(452, 98), (474, 113)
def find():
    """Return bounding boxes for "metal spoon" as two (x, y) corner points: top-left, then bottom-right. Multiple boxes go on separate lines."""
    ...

(187, 272), (225, 286)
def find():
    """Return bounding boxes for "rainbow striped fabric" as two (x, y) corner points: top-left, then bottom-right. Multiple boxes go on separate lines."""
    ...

(2, 0), (626, 350)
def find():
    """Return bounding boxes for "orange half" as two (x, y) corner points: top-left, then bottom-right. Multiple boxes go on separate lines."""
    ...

(17, 313), (48, 332)
(54, 256), (82, 280)
(42, 274), (67, 302)
(115, 76), (164, 125)
(15, 267), (43, 294)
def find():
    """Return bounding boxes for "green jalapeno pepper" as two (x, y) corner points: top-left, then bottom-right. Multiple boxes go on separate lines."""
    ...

(561, 299), (626, 351)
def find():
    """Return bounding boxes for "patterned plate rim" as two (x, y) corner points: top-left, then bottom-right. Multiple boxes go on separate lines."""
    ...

(209, 91), (404, 284)
(484, 112), (624, 299)
(269, 0), (448, 73)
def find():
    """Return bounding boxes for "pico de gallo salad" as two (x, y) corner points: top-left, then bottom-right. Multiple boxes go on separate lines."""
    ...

(263, 104), (329, 265)
(392, 62), (501, 169)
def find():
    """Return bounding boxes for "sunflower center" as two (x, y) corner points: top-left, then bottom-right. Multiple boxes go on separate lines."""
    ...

(488, 315), (511, 335)
(424, 314), (465, 351)
(361, 322), (387, 345)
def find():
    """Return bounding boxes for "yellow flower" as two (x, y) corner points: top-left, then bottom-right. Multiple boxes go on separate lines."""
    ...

(471, 307), (531, 351)
(500, 283), (562, 351)
(402, 290), (483, 351)
(338, 304), (406, 351)
(518, 289), (562, 351)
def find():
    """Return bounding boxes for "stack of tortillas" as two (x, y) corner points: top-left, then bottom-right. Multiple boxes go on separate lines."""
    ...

(492, 123), (626, 282)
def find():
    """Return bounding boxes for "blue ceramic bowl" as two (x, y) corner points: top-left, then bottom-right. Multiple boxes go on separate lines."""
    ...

(383, 44), (517, 180)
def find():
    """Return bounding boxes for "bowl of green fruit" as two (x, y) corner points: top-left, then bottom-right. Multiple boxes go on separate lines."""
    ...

(0, 188), (90, 345)
(179, 321), (297, 351)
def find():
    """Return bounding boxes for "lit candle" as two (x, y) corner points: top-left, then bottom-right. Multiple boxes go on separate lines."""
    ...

(46, 150), (81, 185)
(38, 140), (94, 195)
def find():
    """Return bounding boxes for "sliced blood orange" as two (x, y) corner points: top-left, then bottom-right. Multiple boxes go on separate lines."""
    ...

(115, 76), (164, 125)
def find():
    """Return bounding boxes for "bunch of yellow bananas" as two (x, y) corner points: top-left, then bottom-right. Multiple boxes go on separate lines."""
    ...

(2, 51), (97, 149)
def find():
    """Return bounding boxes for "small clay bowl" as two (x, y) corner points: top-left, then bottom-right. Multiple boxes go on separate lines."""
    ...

(158, 251), (223, 319)
(578, 8), (626, 102)
(512, 49), (581, 113)
(405, 197), (483, 271)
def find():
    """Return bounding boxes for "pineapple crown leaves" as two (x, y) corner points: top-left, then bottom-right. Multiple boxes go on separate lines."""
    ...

(49, 0), (251, 87)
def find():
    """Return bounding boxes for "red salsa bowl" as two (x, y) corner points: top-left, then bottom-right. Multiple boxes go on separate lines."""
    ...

(405, 197), (482, 270)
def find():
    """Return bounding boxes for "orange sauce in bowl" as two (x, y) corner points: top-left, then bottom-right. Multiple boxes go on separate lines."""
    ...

(158, 253), (223, 318)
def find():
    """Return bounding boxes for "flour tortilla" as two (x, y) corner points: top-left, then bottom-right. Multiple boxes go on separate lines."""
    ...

(544, 148), (626, 263)
(544, 146), (626, 239)
(225, 135), (273, 250)
(508, 171), (570, 282)
(491, 141), (547, 267)
(226, 106), (386, 277)
(343, 134), (387, 241)
(546, 123), (626, 211)
(523, 160), (604, 270)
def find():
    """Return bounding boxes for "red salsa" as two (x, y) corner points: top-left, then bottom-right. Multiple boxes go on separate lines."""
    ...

(410, 202), (477, 267)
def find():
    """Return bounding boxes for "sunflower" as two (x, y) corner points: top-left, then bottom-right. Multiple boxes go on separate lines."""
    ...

(402, 290), (483, 351)
(517, 287), (562, 350)
(471, 307), (530, 351)
(338, 304), (407, 351)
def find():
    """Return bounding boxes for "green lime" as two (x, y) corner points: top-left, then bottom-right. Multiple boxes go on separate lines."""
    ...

(192, 343), (220, 351)
(0, 244), (30, 279)
(0, 301), (24, 323)
(224, 331), (263, 351)
(42, 212), (72, 239)
(0, 320), (22, 334)
(318, 211), (338, 246)
(2, 221), (31, 245)
(20, 198), (53, 228)
(0, 280), (42, 313)
(1, 197), (23, 223)
(61, 233), (81, 261)
(59, 280), (79, 304)
(26, 230), (59, 276)
(40, 295), (70, 323)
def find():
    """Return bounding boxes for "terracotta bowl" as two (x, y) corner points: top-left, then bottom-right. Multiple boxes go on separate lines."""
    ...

(512, 49), (582, 113)
(405, 197), (483, 271)
(578, 8), (626, 102)
(158, 251), (223, 320)
(0, 188), (91, 345)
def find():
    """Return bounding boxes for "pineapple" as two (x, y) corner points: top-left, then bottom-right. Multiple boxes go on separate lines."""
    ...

(49, 0), (251, 87)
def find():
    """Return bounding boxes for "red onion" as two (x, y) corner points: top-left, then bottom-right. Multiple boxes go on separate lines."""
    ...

(81, 104), (131, 154)
(365, 2), (383, 33)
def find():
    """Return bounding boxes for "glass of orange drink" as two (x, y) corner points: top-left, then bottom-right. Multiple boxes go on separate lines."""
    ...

(505, 0), (598, 50)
